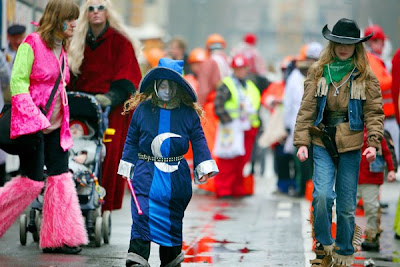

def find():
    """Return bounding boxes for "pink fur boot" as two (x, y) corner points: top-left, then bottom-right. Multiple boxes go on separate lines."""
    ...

(40, 172), (88, 248)
(0, 177), (44, 238)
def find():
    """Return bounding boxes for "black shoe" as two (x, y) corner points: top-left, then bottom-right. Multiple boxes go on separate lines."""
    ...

(380, 202), (389, 209)
(43, 246), (82, 254)
(361, 240), (379, 251)
(395, 233), (400, 240)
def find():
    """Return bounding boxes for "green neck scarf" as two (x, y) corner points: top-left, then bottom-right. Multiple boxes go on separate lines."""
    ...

(323, 57), (355, 84)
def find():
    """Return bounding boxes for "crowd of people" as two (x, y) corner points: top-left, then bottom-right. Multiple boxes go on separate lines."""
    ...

(0, 0), (400, 266)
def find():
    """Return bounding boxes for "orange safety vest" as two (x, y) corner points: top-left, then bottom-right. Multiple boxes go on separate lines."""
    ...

(367, 52), (394, 117)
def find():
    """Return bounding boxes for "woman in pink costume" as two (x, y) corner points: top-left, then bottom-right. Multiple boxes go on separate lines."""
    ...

(0, 0), (87, 254)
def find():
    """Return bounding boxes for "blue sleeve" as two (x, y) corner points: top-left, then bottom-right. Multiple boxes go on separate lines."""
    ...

(121, 107), (141, 165)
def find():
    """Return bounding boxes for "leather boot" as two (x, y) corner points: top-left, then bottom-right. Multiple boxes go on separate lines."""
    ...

(310, 243), (333, 267)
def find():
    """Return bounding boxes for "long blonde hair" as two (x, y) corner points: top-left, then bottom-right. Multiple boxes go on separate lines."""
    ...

(37, 0), (79, 49)
(308, 41), (371, 82)
(122, 84), (204, 118)
(68, 0), (141, 75)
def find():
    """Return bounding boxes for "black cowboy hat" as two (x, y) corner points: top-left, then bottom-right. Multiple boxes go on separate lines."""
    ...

(322, 18), (373, 44)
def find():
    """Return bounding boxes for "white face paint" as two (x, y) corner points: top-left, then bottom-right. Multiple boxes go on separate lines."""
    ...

(156, 80), (177, 102)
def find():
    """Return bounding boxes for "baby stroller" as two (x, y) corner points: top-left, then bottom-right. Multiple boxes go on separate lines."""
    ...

(19, 92), (114, 247)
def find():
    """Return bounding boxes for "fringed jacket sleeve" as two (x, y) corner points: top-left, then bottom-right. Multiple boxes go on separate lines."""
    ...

(293, 73), (318, 148)
(363, 73), (384, 149)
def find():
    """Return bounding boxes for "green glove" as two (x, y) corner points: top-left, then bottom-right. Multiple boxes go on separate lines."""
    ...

(95, 94), (112, 108)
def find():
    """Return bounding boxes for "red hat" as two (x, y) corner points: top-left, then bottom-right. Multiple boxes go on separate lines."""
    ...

(231, 54), (248, 68)
(70, 120), (89, 135)
(244, 33), (257, 45)
(364, 24), (386, 40)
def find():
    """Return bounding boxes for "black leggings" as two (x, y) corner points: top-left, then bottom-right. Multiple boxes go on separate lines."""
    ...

(129, 239), (182, 266)
(19, 129), (68, 181)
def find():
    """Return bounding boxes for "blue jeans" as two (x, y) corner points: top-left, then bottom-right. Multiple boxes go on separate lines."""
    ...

(312, 145), (361, 256)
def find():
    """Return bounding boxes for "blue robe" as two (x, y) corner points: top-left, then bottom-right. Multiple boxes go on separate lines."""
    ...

(121, 100), (214, 247)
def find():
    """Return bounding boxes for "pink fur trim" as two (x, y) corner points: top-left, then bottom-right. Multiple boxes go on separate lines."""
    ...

(40, 173), (88, 248)
(0, 177), (43, 238)
(11, 94), (50, 138)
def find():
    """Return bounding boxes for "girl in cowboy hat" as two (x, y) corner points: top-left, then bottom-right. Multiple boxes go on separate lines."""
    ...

(118, 58), (219, 267)
(294, 18), (384, 267)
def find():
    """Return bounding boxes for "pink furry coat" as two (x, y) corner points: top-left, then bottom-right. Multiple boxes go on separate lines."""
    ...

(10, 32), (72, 151)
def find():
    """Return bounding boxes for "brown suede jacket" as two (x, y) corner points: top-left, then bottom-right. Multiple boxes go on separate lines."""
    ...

(294, 70), (384, 153)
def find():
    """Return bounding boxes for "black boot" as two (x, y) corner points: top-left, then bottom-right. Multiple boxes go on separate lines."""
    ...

(164, 251), (184, 267)
(361, 230), (380, 251)
(43, 246), (82, 254)
(126, 239), (151, 267)
(126, 253), (150, 267)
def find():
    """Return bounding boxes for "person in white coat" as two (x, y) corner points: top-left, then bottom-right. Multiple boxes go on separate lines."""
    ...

(283, 42), (322, 196)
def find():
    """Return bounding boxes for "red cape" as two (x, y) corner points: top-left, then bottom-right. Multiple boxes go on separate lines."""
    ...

(69, 27), (142, 210)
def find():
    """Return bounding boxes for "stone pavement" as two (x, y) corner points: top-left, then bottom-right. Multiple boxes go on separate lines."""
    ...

(0, 172), (399, 266)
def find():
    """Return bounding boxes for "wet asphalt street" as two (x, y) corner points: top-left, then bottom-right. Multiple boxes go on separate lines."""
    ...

(1, 166), (400, 267)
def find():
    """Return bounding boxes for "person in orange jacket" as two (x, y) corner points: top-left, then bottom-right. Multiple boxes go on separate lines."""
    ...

(197, 34), (231, 107)
(364, 25), (398, 162)
(184, 48), (207, 94)
(184, 48), (219, 193)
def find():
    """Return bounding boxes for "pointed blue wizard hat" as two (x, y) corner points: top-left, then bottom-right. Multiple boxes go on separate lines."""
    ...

(139, 58), (197, 102)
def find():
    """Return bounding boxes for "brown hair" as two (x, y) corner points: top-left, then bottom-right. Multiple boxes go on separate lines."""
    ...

(123, 83), (204, 118)
(169, 37), (187, 51)
(308, 41), (371, 83)
(37, 0), (79, 49)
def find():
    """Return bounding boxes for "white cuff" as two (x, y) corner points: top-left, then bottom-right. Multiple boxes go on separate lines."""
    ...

(194, 160), (219, 184)
(117, 159), (135, 178)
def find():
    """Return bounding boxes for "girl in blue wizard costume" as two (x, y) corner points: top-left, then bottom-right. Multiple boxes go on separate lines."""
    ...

(118, 58), (219, 267)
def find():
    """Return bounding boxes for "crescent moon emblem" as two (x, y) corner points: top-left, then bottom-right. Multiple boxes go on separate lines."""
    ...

(151, 132), (182, 173)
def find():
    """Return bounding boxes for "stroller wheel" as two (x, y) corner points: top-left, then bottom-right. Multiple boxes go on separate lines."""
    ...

(102, 210), (111, 244)
(95, 216), (103, 247)
(19, 214), (28, 246)
(32, 211), (41, 242)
